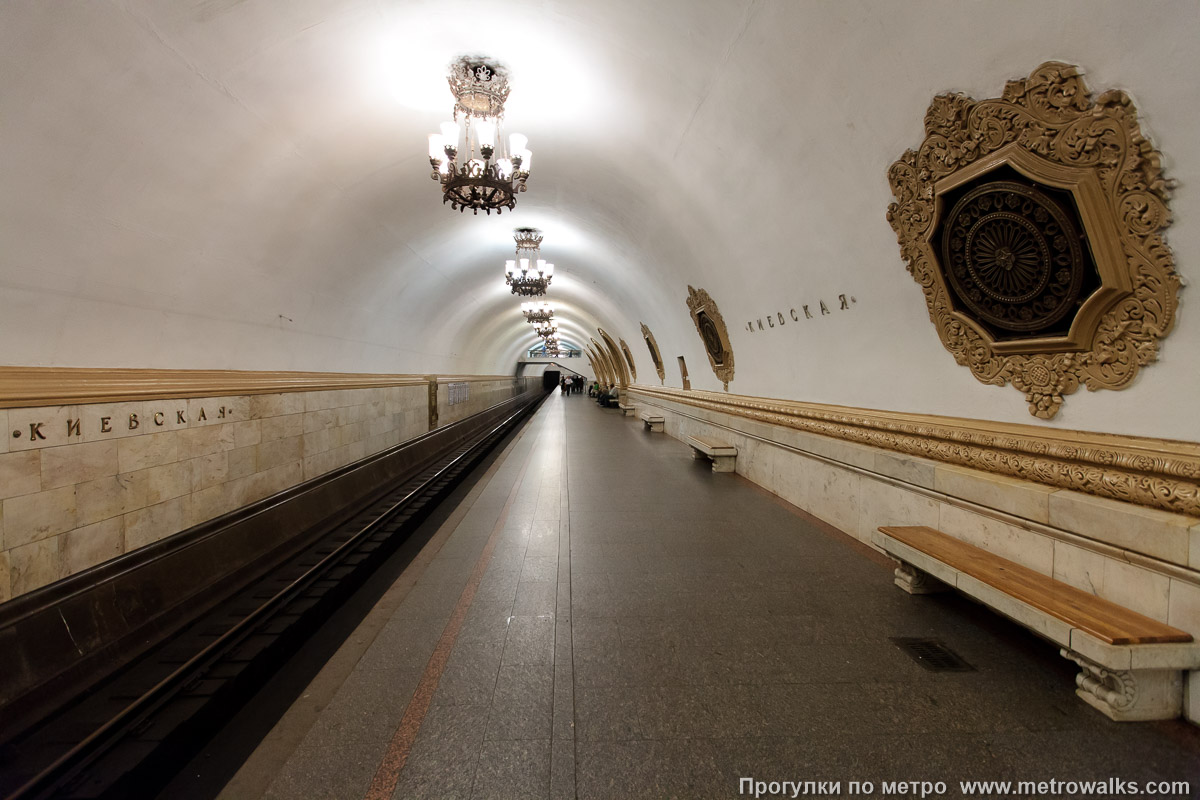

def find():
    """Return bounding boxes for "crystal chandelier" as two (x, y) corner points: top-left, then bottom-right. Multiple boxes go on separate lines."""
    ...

(533, 319), (558, 338)
(505, 228), (553, 297)
(427, 57), (531, 215)
(521, 301), (555, 325)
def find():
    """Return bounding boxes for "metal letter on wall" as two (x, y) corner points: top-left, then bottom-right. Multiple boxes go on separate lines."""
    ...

(886, 62), (1180, 419)
(640, 322), (666, 384)
(685, 285), (735, 391)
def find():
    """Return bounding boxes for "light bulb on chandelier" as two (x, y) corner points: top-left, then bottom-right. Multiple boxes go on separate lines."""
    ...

(427, 56), (531, 215)
(505, 228), (554, 297)
(521, 301), (555, 325)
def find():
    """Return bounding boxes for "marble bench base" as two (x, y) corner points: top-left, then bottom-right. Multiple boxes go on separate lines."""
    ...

(685, 435), (737, 473)
(875, 531), (1200, 722)
(640, 413), (664, 432)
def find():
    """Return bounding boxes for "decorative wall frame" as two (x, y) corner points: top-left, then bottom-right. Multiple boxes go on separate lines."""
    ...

(886, 62), (1180, 419)
(640, 322), (666, 384)
(425, 375), (439, 430)
(619, 338), (638, 381)
(685, 286), (735, 390)
(590, 356), (608, 387)
(597, 329), (630, 387)
(590, 339), (619, 387)
(586, 345), (606, 385)
(593, 349), (610, 386)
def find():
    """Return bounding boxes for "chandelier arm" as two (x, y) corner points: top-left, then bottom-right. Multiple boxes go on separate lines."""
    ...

(429, 56), (530, 214)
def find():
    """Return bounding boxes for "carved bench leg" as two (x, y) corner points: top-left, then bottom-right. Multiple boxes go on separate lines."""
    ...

(647, 420), (663, 432)
(690, 447), (707, 461)
(893, 562), (949, 595)
(1061, 650), (1183, 721)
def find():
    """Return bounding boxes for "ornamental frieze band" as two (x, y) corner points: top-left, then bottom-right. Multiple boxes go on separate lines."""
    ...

(629, 385), (1200, 519)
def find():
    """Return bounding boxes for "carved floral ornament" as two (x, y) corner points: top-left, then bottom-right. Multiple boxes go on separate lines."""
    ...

(597, 329), (629, 387)
(589, 339), (617, 385)
(630, 384), (1200, 517)
(618, 338), (638, 381)
(640, 322), (666, 384)
(686, 285), (735, 391)
(886, 62), (1180, 419)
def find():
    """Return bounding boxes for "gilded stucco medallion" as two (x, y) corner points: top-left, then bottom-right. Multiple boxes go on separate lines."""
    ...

(597, 329), (629, 387)
(640, 322), (666, 384)
(619, 338), (638, 381)
(886, 62), (1180, 419)
(686, 285), (734, 391)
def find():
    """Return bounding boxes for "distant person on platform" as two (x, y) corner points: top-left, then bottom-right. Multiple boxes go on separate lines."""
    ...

(597, 384), (620, 408)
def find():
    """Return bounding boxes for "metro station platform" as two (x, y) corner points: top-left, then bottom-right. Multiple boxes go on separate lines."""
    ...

(206, 393), (1198, 799)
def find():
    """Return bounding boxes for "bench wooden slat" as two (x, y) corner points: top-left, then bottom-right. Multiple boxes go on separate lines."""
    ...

(878, 526), (1192, 646)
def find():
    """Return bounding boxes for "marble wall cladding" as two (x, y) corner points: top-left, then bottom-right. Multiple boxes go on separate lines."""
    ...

(635, 386), (1200, 724)
(0, 378), (536, 602)
(629, 389), (1200, 638)
(437, 379), (526, 428)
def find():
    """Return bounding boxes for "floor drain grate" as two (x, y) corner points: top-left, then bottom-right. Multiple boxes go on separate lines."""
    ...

(890, 638), (975, 672)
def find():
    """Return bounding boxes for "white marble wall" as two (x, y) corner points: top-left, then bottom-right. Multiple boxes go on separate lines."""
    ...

(629, 389), (1200, 725)
(0, 378), (536, 602)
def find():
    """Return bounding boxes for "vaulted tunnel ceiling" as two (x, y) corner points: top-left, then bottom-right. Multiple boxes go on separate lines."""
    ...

(2, 1), (1199, 440)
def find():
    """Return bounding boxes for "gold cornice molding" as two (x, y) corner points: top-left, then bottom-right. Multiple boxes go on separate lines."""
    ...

(629, 384), (1200, 517)
(0, 367), (516, 409)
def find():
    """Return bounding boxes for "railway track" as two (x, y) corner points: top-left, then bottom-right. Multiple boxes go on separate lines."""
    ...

(0, 394), (542, 800)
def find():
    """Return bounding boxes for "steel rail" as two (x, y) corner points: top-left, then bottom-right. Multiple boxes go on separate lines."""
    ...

(5, 397), (539, 800)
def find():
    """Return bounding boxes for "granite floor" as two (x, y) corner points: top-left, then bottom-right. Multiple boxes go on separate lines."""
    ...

(217, 392), (1200, 800)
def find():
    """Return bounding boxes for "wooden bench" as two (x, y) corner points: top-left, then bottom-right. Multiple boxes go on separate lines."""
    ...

(639, 411), (664, 432)
(618, 402), (636, 417)
(875, 525), (1200, 721)
(685, 435), (737, 473)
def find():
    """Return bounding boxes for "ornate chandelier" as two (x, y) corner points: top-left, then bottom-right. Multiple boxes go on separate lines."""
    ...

(505, 228), (553, 297)
(427, 56), (531, 215)
(521, 301), (555, 325)
(533, 319), (558, 338)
